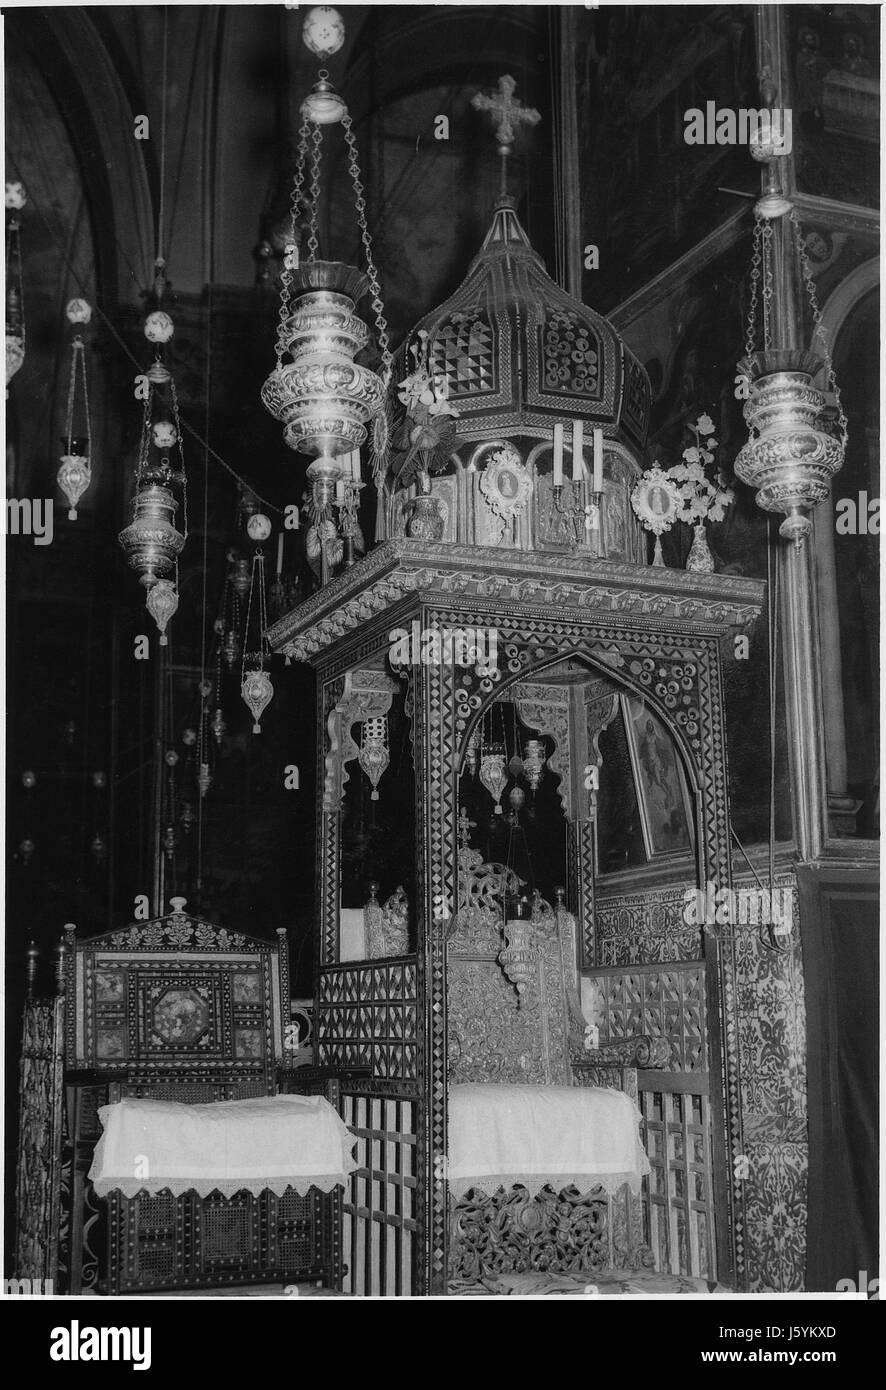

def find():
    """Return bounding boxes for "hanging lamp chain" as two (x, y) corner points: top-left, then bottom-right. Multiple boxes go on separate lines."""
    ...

(341, 109), (392, 382)
(744, 212), (763, 358)
(307, 121), (324, 262)
(791, 209), (848, 447)
(64, 336), (91, 459)
(275, 111), (312, 367)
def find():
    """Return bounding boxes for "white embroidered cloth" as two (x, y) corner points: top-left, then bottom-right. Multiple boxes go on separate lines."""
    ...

(89, 1094), (358, 1199)
(448, 1084), (650, 1199)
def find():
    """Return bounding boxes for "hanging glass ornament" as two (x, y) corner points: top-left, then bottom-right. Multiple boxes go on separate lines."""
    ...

(180, 801), (196, 833)
(146, 578), (179, 645)
(246, 512), (272, 543)
(19, 837), (36, 863)
(463, 738), (479, 783)
(21, 770), (36, 789)
(479, 742), (508, 814)
(508, 785), (526, 811)
(223, 628), (241, 669)
(241, 668), (274, 734)
(197, 762), (212, 798)
(211, 708), (226, 746)
(90, 833), (107, 865)
(182, 727), (197, 747)
(522, 739), (546, 791)
(231, 556), (251, 597)
(359, 715), (390, 801)
(6, 182), (26, 390)
(144, 310), (174, 344)
(162, 824), (177, 858)
(92, 770), (107, 788)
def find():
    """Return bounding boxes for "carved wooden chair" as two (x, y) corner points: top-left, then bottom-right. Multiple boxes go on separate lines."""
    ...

(446, 841), (667, 1285)
(17, 911), (339, 1295)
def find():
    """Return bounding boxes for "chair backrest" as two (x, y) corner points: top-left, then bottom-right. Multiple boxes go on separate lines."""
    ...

(446, 843), (586, 1085)
(63, 911), (290, 1096)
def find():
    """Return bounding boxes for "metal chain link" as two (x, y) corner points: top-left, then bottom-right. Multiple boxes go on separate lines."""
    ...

(341, 109), (393, 382)
(744, 213), (763, 357)
(791, 209), (848, 445)
(275, 112), (311, 367)
(307, 122), (323, 262)
(761, 218), (775, 354)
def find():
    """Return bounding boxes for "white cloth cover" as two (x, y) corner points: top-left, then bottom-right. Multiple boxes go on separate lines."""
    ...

(448, 1083), (650, 1199)
(88, 1094), (358, 1198)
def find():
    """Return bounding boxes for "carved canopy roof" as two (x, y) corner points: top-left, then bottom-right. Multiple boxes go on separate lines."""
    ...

(399, 196), (651, 448)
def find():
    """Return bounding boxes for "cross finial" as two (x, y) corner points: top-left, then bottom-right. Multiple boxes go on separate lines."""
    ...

(472, 74), (541, 196)
(457, 805), (477, 848)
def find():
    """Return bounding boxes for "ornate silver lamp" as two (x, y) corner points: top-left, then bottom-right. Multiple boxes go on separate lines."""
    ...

(118, 314), (187, 640)
(261, 8), (391, 580)
(733, 132), (847, 546)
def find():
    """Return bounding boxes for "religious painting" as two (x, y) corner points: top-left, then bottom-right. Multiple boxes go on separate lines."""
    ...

(621, 695), (694, 860)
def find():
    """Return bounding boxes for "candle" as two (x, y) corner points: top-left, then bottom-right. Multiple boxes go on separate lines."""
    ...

(593, 428), (603, 494)
(552, 423), (564, 486)
(335, 479), (346, 503)
(351, 450), (362, 482)
(276, 531), (284, 577)
(571, 419), (584, 482)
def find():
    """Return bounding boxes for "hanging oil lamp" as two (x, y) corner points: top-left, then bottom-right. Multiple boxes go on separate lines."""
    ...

(358, 715), (390, 801)
(522, 739), (546, 792)
(260, 7), (391, 581)
(6, 181), (26, 390)
(479, 742), (508, 813)
(57, 299), (94, 518)
(498, 918), (535, 1006)
(240, 549), (274, 733)
(118, 310), (186, 637)
(733, 139), (845, 545)
(145, 578), (179, 645)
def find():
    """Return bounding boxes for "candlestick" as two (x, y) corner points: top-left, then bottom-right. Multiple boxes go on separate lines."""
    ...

(552, 423), (564, 487)
(593, 428), (603, 494)
(571, 419), (584, 482)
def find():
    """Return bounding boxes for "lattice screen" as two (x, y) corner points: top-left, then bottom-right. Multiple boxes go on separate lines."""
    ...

(341, 1093), (418, 1296)
(640, 1086), (715, 1278)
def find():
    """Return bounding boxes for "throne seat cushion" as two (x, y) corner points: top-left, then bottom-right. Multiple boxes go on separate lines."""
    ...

(448, 1083), (650, 1199)
(89, 1094), (358, 1198)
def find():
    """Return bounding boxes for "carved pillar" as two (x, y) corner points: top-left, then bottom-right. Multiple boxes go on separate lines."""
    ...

(813, 496), (860, 834)
(755, 4), (830, 860)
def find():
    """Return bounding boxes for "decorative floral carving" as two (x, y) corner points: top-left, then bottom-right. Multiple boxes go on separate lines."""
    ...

(451, 1184), (609, 1282)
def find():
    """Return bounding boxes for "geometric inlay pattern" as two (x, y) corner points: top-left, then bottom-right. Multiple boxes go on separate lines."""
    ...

(540, 308), (600, 396)
(588, 967), (707, 1073)
(317, 962), (418, 1082)
(429, 309), (496, 399)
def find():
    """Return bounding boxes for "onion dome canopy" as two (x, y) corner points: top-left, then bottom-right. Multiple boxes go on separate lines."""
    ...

(399, 196), (651, 449)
